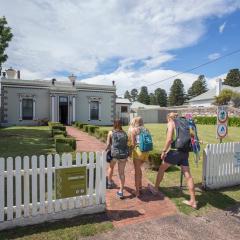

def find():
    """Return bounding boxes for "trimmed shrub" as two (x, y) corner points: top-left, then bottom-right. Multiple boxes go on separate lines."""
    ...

(148, 151), (162, 170)
(83, 125), (89, 132)
(96, 129), (109, 142)
(229, 117), (240, 127)
(48, 122), (63, 128)
(55, 137), (76, 152)
(52, 125), (66, 131)
(88, 125), (99, 135)
(52, 129), (66, 137)
(193, 116), (216, 125)
(56, 142), (73, 153)
(53, 134), (65, 140)
(79, 123), (87, 129)
(194, 116), (240, 127)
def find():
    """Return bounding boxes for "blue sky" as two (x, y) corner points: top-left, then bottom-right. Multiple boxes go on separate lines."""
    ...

(1, 0), (240, 95)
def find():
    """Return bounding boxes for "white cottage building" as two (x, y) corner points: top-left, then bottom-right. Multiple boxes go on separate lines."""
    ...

(0, 68), (116, 126)
(188, 78), (240, 107)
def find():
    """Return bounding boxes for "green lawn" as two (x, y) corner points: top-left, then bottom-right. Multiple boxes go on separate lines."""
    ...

(0, 126), (56, 158)
(0, 214), (113, 240)
(100, 123), (240, 215)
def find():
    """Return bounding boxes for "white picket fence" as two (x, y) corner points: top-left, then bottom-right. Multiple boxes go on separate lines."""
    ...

(0, 152), (106, 231)
(202, 142), (240, 189)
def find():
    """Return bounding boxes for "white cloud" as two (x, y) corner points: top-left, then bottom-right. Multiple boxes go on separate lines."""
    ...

(208, 53), (221, 60)
(219, 22), (227, 33)
(82, 68), (199, 96)
(207, 73), (227, 88)
(0, 0), (239, 92)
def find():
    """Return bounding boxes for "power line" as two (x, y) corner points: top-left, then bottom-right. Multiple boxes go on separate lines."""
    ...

(119, 48), (240, 96)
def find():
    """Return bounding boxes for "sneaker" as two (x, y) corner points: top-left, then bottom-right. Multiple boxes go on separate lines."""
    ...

(116, 191), (124, 199)
(107, 181), (114, 189)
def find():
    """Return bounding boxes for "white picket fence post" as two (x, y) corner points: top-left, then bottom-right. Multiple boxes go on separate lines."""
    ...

(0, 151), (106, 231)
(203, 142), (240, 189)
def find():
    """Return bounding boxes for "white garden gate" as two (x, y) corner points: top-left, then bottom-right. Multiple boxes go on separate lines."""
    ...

(202, 142), (240, 189)
(0, 152), (106, 231)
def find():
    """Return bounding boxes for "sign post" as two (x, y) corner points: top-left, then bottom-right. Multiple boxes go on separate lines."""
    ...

(217, 106), (228, 143)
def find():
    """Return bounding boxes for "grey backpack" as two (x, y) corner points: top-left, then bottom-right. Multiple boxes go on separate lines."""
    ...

(111, 130), (129, 159)
(171, 117), (191, 152)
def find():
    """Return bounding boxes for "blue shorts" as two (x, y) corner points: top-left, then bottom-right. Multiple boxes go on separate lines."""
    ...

(164, 150), (189, 166)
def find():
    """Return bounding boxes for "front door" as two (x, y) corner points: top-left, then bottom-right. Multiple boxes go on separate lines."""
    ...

(59, 96), (68, 125)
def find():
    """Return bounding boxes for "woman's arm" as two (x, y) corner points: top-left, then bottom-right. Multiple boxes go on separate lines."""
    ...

(106, 131), (112, 150)
(131, 128), (137, 147)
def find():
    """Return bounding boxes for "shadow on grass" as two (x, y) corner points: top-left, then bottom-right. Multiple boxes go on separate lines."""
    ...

(160, 185), (240, 211)
(0, 212), (111, 240)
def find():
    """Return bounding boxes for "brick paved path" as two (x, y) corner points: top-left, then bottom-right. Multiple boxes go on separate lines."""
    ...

(66, 126), (106, 152)
(66, 126), (177, 227)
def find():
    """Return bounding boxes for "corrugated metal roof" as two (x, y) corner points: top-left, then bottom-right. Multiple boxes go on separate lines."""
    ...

(116, 98), (131, 104)
(131, 101), (161, 109)
(189, 85), (240, 102)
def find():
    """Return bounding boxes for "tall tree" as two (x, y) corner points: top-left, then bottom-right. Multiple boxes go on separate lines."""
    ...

(149, 93), (157, 105)
(131, 88), (138, 102)
(168, 79), (185, 106)
(155, 88), (167, 107)
(224, 69), (240, 87)
(0, 16), (13, 67)
(138, 86), (150, 104)
(188, 75), (208, 99)
(124, 90), (131, 101)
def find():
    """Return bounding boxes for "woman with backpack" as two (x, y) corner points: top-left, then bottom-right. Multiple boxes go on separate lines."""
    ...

(106, 119), (128, 199)
(131, 117), (152, 197)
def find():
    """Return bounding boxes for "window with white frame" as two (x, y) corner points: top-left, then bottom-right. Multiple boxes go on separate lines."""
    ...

(90, 101), (99, 120)
(22, 98), (33, 120)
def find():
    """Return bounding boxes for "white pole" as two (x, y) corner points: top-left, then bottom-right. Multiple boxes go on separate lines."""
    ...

(72, 97), (76, 122)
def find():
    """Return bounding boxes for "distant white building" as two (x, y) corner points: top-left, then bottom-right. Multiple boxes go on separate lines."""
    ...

(189, 78), (240, 107)
(115, 98), (131, 125)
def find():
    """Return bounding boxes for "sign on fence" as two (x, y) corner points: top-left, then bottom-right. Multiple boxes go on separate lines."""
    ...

(203, 142), (240, 189)
(55, 166), (87, 199)
(0, 152), (106, 231)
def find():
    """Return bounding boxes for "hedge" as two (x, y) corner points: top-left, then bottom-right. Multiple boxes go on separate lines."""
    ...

(194, 116), (240, 127)
(148, 151), (162, 170)
(88, 125), (99, 135)
(52, 129), (67, 137)
(52, 125), (66, 131)
(79, 123), (88, 129)
(48, 122), (63, 128)
(55, 137), (76, 152)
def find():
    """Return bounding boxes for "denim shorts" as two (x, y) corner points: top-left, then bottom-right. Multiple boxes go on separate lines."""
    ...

(164, 150), (189, 166)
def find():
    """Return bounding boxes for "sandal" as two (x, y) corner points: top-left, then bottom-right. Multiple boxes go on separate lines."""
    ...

(182, 200), (198, 209)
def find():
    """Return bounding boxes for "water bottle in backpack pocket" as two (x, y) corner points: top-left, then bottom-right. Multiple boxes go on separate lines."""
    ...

(139, 128), (153, 152)
(111, 130), (129, 159)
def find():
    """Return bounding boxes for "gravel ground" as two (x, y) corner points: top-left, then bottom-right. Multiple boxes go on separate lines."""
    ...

(84, 205), (240, 240)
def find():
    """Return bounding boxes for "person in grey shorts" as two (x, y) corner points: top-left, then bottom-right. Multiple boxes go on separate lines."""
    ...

(148, 113), (197, 209)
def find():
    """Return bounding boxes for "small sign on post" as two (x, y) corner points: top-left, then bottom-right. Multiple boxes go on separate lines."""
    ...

(55, 166), (87, 199)
(217, 106), (228, 143)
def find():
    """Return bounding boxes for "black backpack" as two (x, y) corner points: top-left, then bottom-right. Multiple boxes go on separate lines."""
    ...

(171, 117), (191, 152)
(111, 130), (129, 159)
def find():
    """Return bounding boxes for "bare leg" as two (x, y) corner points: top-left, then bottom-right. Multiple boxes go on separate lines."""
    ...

(154, 162), (171, 190)
(108, 161), (116, 183)
(134, 159), (142, 196)
(118, 160), (127, 192)
(181, 166), (197, 208)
